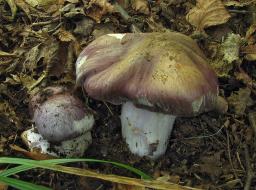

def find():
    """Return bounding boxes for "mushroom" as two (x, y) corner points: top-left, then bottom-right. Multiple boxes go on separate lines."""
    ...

(26, 86), (94, 157)
(76, 32), (227, 159)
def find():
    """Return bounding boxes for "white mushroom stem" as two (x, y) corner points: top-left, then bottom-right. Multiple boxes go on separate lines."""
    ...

(121, 102), (176, 160)
(22, 128), (92, 157)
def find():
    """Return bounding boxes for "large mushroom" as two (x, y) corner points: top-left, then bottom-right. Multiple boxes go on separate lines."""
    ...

(25, 86), (95, 157)
(76, 32), (226, 159)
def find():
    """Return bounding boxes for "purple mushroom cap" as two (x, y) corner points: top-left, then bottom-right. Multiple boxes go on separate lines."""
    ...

(30, 87), (94, 142)
(76, 32), (219, 116)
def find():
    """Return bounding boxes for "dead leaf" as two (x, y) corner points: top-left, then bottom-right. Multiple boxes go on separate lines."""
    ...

(61, 3), (85, 18)
(186, 0), (231, 32)
(241, 44), (256, 54)
(191, 151), (224, 178)
(58, 28), (81, 54)
(57, 28), (76, 42)
(235, 68), (254, 88)
(14, 0), (32, 20)
(0, 180), (8, 190)
(116, 0), (130, 9)
(66, 0), (79, 3)
(24, 0), (60, 7)
(0, 100), (21, 128)
(131, 0), (150, 15)
(156, 174), (180, 184)
(5, 0), (17, 20)
(6, 74), (35, 90)
(0, 136), (7, 153)
(113, 184), (145, 190)
(223, 0), (255, 7)
(40, 38), (63, 77)
(241, 44), (256, 60)
(245, 23), (256, 42)
(0, 50), (17, 57)
(227, 88), (253, 115)
(73, 17), (94, 37)
(23, 44), (41, 72)
(86, 0), (114, 23)
(10, 144), (56, 160)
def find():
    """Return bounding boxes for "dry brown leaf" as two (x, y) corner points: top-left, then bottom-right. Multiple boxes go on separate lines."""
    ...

(241, 44), (256, 61)
(113, 184), (145, 190)
(186, 0), (231, 32)
(245, 24), (256, 43)
(57, 28), (81, 56)
(0, 100), (21, 128)
(10, 144), (56, 160)
(0, 180), (8, 190)
(0, 50), (16, 57)
(24, 0), (62, 7)
(86, 0), (114, 23)
(5, 0), (17, 20)
(14, 0), (32, 20)
(0, 136), (7, 153)
(227, 88), (253, 115)
(156, 174), (180, 184)
(131, 0), (150, 15)
(57, 28), (76, 42)
(7, 74), (37, 91)
(223, 0), (256, 7)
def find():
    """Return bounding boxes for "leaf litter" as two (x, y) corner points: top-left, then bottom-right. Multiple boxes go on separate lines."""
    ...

(0, 0), (256, 189)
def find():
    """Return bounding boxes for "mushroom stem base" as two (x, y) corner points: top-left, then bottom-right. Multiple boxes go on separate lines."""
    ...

(21, 128), (92, 157)
(121, 102), (176, 160)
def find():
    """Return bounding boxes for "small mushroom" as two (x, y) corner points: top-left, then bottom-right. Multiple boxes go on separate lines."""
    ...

(26, 86), (94, 157)
(76, 32), (226, 159)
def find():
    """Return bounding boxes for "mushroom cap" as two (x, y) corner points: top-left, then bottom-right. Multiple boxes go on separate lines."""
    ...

(76, 32), (218, 116)
(30, 87), (94, 142)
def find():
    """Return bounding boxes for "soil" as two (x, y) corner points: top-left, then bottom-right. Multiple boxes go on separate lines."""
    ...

(0, 0), (256, 189)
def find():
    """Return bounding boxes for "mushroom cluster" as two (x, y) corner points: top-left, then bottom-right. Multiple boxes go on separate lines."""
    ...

(76, 32), (225, 159)
(24, 86), (94, 157)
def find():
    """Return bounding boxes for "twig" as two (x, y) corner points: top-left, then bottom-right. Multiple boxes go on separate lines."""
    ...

(228, 9), (256, 14)
(226, 130), (242, 186)
(113, 2), (131, 21)
(236, 152), (245, 172)
(244, 144), (254, 190)
(113, 2), (141, 33)
(103, 102), (114, 116)
(170, 124), (225, 141)
(248, 112), (256, 139)
(31, 17), (59, 27)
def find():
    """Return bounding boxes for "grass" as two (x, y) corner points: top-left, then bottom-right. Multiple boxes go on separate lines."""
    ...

(0, 157), (152, 190)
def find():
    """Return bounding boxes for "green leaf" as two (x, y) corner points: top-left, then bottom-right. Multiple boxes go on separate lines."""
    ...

(0, 157), (152, 180)
(0, 176), (51, 190)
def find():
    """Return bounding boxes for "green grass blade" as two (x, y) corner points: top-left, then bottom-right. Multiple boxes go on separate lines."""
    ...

(0, 157), (152, 180)
(0, 176), (51, 190)
(1, 165), (34, 177)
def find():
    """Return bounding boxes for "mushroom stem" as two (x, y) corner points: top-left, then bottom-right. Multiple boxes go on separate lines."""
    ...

(121, 102), (176, 159)
(22, 128), (92, 157)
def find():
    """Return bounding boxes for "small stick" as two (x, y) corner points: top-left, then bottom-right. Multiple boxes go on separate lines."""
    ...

(113, 2), (141, 33)
(226, 130), (242, 186)
(236, 152), (245, 172)
(248, 112), (256, 138)
(31, 17), (59, 27)
(244, 144), (254, 190)
(103, 102), (114, 116)
(170, 124), (225, 141)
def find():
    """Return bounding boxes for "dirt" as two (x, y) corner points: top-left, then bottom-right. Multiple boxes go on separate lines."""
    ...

(0, 0), (256, 189)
